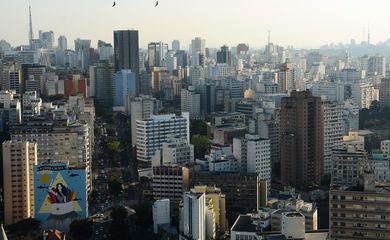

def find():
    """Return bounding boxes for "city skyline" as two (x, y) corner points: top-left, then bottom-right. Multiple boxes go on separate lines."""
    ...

(2, 0), (390, 49)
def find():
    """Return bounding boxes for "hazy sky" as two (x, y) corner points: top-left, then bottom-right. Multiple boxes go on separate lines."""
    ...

(1, 0), (390, 49)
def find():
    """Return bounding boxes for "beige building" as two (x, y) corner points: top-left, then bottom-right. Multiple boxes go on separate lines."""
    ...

(2, 141), (37, 225)
(10, 120), (92, 192)
(343, 130), (365, 151)
(330, 174), (390, 239)
(192, 185), (228, 237)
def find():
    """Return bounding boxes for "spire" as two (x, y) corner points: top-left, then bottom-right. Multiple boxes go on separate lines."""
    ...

(29, 3), (34, 48)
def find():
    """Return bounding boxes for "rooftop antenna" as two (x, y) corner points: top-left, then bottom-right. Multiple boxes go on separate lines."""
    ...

(28, 1), (34, 48)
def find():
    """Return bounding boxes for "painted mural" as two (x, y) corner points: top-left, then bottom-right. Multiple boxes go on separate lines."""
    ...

(34, 162), (87, 232)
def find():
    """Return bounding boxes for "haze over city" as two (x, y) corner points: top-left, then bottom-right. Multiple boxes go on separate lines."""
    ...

(2, 0), (390, 48)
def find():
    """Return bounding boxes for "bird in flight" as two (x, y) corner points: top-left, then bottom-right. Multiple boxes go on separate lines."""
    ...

(154, 1), (159, 7)
(112, 1), (116, 7)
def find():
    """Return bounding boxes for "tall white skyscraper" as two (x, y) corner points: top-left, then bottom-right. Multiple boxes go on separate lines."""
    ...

(182, 191), (206, 240)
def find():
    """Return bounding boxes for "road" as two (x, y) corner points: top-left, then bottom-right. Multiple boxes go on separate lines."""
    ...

(89, 115), (141, 240)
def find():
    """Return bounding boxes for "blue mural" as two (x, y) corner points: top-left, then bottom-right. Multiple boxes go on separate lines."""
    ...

(34, 162), (88, 232)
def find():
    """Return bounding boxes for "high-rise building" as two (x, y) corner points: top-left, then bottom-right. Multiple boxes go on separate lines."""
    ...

(380, 78), (390, 110)
(74, 39), (91, 71)
(280, 91), (324, 188)
(148, 42), (169, 68)
(98, 43), (114, 61)
(58, 35), (67, 51)
(233, 134), (271, 191)
(182, 191), (206, 240)
(323, 100), (344, 175)
(152, 165), (190, 205)
(191, 37), (206, 56)
(136, 112), (190, 162)
(367, 55), (386, 77)
(39, 31), (54, 49)
(92, 61), (115, 108)
(114, 70), (136, 108)
(2, 141), (37, 225)
(191, 186), (228, 238)
(181, 86), (201, 119)
(172, 40), (180, 51)
(10, 120), (92, 192)
(278, 63), (296, 93)
(331, 148), (368, 185)
(153, 199), (171, 234)
(330, 174), (390, 239)
(216, 45), (232, 66)
(153, 137), (194, 165)
(114, 30), (140, 78)
(129, 95), (161, 144)
(3, 64), (22, 94)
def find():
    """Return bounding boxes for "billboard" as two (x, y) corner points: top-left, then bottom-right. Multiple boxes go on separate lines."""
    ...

(34, 162), (88, 232)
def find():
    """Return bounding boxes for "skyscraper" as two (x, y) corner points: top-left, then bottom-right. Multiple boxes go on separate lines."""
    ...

(136, 112), (190, 162)
(92, 60), (115, 108)
(172, 40), (180, 51)
(182, 191), (206, 240)
(322, 100), (343, 175)
(3, 141), (37, 225)
(148, 42), (169, 68)
(113, 30), (140, 77)
(58, 35), (67, 51)
(216, 45), (232, 65)
(114, 69), (136, 108)
(191, 37), (206, 56)
(380, 78), (390, 110)
(280, 91), (324, 188)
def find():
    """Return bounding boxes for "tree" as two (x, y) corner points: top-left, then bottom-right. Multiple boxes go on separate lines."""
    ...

(69, 219), (93, 240)
(191, 134), (211, 159)
(109, 206), (130, 239)
(108, 179), (122, 196)
(107, 140), (121, 167)
(190, 119), (208, 136)
(7, 218), (41, 236)
(110, 206), (128, 222)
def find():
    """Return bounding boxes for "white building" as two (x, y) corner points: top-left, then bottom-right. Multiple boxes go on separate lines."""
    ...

(153, 137), (194, 165)
(181, 86), (200, 119)
(22, 91), (42, 121)
(381, 140), (390, 156)
(233, 134), (271, 191)
(323, 100), (343, 175)
(0, 90), (15, 109)
(153, 199), (171, 234)
(182, 192), (206, 240)
(281, 212), (305, 239)
(351, 82), (379, 109)
(342, 99), (359, 135)
(129, 95), (161, 145)
(368, 55), (386, 77)
(136, 113), (190, 162)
